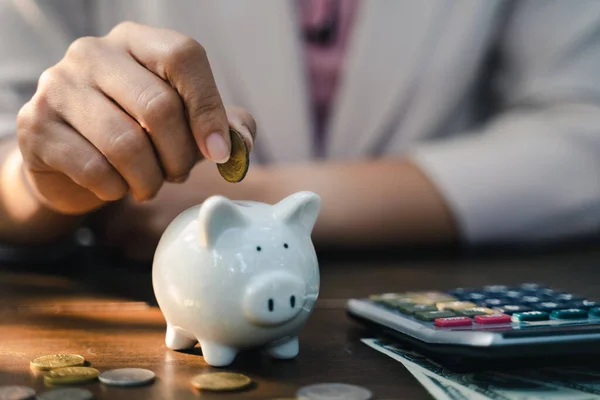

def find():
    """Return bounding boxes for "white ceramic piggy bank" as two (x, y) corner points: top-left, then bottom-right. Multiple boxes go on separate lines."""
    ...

(152, 191), (321, 367)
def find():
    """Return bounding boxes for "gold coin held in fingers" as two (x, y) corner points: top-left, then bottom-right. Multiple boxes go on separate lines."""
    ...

(191, 372), (252, 391)
(30, 354), (85, 371)
(217, 128), (249, 183)
(43, 367), (99, 385)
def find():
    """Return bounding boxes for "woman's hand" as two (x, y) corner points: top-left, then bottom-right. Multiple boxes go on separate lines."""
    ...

(16, 21), (256, 215)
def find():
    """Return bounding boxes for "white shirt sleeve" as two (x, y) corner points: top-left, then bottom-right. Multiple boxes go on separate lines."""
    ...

(409, 0), (600, 245)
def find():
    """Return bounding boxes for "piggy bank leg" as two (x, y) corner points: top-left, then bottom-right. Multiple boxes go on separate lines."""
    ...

(266, 336), (299, 359)
(165, 324), (197, 350)
(199, 340), (238, 367)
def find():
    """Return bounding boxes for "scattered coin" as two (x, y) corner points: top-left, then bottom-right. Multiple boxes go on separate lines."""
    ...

(217, 128), (249, 183)
(44, 367), (100, 385)
(30, 354), (85, 371)
(98, 368), (155, 387)
(0, 385), (35, 400)
(38, 388), (94, 400)
(296, 383), (372, 400)
(191, 372), (252, 391)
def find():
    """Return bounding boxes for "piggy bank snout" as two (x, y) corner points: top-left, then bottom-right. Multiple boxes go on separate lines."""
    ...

(242, 271), (306, 327)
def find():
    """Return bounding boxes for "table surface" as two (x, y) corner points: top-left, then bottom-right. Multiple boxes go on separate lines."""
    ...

(1, 243), (600, 399)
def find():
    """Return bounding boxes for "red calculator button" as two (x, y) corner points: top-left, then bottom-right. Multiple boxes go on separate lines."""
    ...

(474, 314), (511, 324)
(434, 317), (473, 327)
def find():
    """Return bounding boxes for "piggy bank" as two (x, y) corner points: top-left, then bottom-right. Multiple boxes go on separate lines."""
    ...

(152, 191), (321, 366)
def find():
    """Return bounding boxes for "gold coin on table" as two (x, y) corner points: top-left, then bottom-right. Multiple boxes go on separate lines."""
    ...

(191, 372), (252, 391)
(30, 354), (85, 371)
(217, 128), (250, 183)
(43, 367), (99, 385)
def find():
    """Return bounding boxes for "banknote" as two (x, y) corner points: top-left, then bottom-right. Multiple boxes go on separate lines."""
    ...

(404, 363), (479, 400)
(497, 367), (600, 396)
(362, 338), (600, 400)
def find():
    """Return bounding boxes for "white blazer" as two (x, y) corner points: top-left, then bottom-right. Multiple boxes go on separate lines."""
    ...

(2, 0), (600, 246)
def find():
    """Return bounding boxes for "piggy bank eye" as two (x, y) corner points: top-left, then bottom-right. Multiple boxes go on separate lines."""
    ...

(256, 246), (262, 252)
(283, 243), (289, 249)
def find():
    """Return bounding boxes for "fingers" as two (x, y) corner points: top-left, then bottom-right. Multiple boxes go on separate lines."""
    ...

(91, 51), (198, 182)
(106, 22), (231, 163)
(38, 67), (165, 201)
(226, 106), (257, 152)
(17, 98), (128, 203)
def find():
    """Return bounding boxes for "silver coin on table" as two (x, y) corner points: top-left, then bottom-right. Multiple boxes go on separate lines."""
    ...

(0, 385), (35, 400)
(296, 383), (372, 400)
(98, 368), (156, 387)
(38, 388), (94, 400)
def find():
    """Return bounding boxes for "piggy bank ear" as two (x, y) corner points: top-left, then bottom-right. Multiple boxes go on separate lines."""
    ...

(198, 196), (249, 248)
(273, 191), (322, 233)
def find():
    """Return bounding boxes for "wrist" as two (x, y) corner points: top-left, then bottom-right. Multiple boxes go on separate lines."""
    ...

(0, 145), (84, 243)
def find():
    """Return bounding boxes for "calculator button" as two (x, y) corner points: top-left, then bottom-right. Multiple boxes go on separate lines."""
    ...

(479, 298), (507, 307)
(415, 310), (456, 321)
(399, 293), (440, 304)
(373, 293), (435, 305)
(555, 293), (584, 302)
(412, 298), (438, 305)
(455, 307), (495, 317)
(436, 301), (476, 311)
(504, 290), (525, 301)
(434, 317), (473, 327)
(464, 292), (487, 301)
(395, 303), (417, 313)
(536, 288), (560, 298)
(533, 302), (569, 311)
(589, 307), (600, 317)
(494, 305), (532, 315)
(409, 304), (439, 314)
(569, 300), (599, 309)
(474, 314), (511, 324)
(410, 291), (457, 302)
(483, 285), (508, 294)
(397, 303), (437, 314)
(550, 309), (588, 320)
(378, 298), (416, 307)
(520, 296), (542, 304)
(511, 311), (549, 322)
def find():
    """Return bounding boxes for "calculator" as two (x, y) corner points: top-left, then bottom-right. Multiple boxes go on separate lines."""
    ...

(346, 283), (600, 370)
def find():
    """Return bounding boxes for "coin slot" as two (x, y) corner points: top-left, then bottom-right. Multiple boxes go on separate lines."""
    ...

(268, 298), (274, 312)
(290, 295), (296, 308)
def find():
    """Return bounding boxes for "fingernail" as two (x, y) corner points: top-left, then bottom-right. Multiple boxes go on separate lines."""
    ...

(206, 132), (230, 163)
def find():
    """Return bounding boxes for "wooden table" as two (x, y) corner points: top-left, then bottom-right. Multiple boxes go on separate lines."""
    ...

(1, 243), (600, 399)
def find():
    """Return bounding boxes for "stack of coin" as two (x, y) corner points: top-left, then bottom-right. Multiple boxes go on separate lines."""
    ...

(30, 354), (85, 371)
(29, 354), (99, 387)
(44, 367), (100, 386)
(28, 353), (159, 393)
